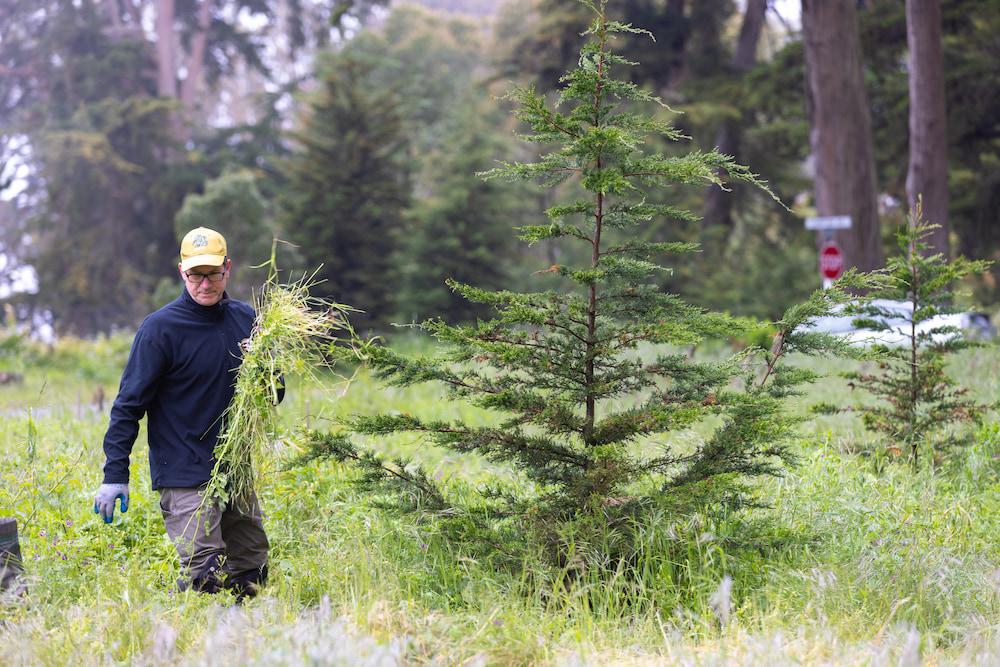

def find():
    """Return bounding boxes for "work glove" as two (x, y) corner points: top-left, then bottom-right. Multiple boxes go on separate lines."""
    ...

(93, 484), (129, 524)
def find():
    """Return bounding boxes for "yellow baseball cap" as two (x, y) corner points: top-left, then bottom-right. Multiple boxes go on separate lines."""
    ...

(180, 227), (227, 271)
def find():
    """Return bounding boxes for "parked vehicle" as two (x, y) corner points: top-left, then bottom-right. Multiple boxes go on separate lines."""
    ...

(804, 299), (995, 347)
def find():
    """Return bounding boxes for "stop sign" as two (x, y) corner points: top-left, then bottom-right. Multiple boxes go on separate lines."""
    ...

(819, 242), (844, 280)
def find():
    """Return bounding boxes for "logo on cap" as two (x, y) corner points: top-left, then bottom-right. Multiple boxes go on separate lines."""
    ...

(192, 234), (208, 248)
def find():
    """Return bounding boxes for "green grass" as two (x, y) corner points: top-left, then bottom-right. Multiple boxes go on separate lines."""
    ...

(2, 333), (1000, 665)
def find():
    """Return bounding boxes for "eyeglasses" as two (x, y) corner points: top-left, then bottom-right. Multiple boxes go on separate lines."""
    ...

(184, 269), (227, 284)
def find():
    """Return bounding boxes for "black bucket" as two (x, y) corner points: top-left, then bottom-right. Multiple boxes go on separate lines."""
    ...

(0, 517), (27, 596)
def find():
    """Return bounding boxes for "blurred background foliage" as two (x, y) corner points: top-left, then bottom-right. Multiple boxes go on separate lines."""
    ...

(1, 0), (998, 337)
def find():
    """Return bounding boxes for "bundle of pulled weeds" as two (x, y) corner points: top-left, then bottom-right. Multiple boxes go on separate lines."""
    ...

(204, 272), (361, 509)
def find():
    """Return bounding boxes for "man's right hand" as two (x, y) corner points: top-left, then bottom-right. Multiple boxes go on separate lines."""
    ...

(93, 484), (129, 523)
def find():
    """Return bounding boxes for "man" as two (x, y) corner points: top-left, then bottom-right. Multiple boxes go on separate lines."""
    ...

(93, 227), (276, 601)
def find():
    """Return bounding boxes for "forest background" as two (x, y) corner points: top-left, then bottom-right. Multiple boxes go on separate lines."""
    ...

(1, 0), (998, 335)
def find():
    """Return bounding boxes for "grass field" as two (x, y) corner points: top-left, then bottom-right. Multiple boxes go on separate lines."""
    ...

(2, 333), (1000, 665)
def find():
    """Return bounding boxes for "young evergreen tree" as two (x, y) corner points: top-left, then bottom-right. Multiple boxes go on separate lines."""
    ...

(279, 52), (410, 331)
(838, 203), (992, 467)
(301, 0), (870, 560)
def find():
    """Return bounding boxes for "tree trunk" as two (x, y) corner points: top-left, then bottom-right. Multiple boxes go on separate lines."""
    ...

(180, 0), (212, 112)
(731, 0), (766, 94)
(659, 0), (687, 93)
(906, 0), (949, 257)
(123, 0), (142, 27)
(104, 0), (122, 29)
(702, 0), (766, 229)
(155, 0), (177, 99)
(802, 0), (884, 272)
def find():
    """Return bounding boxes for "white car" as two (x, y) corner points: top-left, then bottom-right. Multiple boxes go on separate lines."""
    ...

(804, 299), (995, 347)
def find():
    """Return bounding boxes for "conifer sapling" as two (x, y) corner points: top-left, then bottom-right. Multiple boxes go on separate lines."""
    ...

(299, 0), (877, 559)
(834, 202), (992, 466)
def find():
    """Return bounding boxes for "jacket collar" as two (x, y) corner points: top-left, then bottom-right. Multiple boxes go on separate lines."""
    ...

(178, 288), (231, 317)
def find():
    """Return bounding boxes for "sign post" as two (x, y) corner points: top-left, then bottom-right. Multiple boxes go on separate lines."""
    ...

(805, 216), (852, 288)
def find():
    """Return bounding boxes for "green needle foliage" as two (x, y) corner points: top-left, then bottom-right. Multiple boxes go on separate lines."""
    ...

(205, 252), (360, 510)
(300, 1), (874, 562)
(840, 203), (993, 467)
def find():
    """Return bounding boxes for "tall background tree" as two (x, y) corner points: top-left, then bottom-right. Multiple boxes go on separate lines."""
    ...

(905, 0), (949, 256)
(801, 0), (884, 273)
(279, 4), (526, 330)
(0, 0), (272, 334)
(700, 0), (766, 231)
(397, 102), (527, 324)
(0, 1), (182, 334)
(278, 51), (411, 331)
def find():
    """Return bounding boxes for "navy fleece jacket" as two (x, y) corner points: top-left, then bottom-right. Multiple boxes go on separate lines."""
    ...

(101, 289), (264, 489)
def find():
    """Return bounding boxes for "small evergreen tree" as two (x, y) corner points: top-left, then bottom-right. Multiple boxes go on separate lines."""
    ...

(301, 1), (870, 561)
(840, 203), (992, 466)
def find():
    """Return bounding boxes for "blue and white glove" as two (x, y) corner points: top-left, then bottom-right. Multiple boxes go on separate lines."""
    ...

(93, 484), (129, 524)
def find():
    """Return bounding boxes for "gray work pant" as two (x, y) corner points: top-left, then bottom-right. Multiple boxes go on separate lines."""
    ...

(158, 487), (269, 593)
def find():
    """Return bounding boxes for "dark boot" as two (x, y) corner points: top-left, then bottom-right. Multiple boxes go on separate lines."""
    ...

(178, 553), (224, 594)
(0, 518), (27, 597)
(225, 564), (268, 603)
